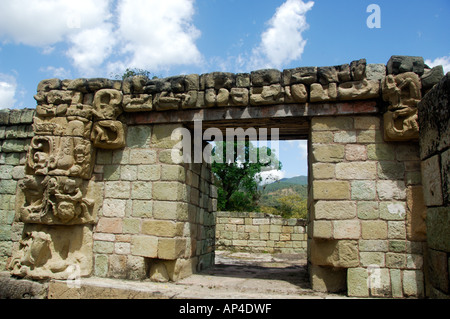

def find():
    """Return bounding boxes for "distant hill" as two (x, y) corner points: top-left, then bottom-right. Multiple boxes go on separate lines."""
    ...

(279, 176), (308, 185)
(258, 175), (308, 208)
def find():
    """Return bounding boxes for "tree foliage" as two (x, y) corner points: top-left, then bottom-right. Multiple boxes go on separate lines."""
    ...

(211, 140), (281, 212)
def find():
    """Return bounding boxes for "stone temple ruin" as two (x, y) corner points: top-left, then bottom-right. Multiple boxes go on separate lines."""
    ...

(0, 55), (449, 298)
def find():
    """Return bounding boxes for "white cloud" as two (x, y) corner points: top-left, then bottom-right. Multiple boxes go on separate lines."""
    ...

(257, 169), (285, 185)
(111, 0), (203, 74)
(250, 0), (314, 70)
(425, 55), (450, 74)
(40, 66), (72, 79)
(0, 75), (17, 109)
(0, 0), (111, 47)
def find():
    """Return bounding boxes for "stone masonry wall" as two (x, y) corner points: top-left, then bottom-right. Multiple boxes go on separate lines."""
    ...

(0, 109), (35, 271)
(418, 73), (450, 298)
(91, 123), (216, 281)
(215, 211), (307, 254)
(308, 115), (427, 298)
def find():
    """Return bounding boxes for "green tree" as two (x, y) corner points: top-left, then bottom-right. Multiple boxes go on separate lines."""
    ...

(260, 194), (308, 219)
(211, 140), (281, 212)
(112, 68), (157, 80)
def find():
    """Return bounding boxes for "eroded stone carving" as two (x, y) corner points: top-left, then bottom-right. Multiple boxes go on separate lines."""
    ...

(11, 85), (126, 279)
(382, 72), (421, 141)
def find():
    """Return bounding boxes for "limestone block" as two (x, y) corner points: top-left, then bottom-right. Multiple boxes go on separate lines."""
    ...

(314, 201), (356, 220)
(310, 239), (359, 268)
(379, 202), (406, 221)
(283, 67), (317, 86)
(345, 144), (367, 161)
(126, 126), (151, 149)
(361, 220), (388, 240)
(312, 181), (350, 200)
(317, 66), (339, 84)
(131, 236), (158, 258)
(403, 270), (424, 297)
(421, 65), (444, 91)
(376, 180), (406, 200)
(312, 163), (335, 179)
(310, 83), (337, 102)
(366, 64), (386, 81)
(151, 124), (183, 149)
(37, 78), (62, 92)
(105, 181), (130, 199)
(131, 181), (153, 200)
(202, 72), (235, 90)
(250, 85), (284, 105)
(442, 148), (450, 206)
(284, 84), (308, 103)
(334, 131), (356, 143)
(387, 56), (425, 75)
(229, 88), (249, 106)
(312, 144), (345, 163)
(347, 268), (369, 297)
(132, 200), (153, 218)
(311, 131), (334, 144)
(122, 94), (153, 112)
(421, 155), (443, 206)
(338, 80), (379, 101)
(333, 220), (360, 239)
(102, 199), (127, 218)
(158, 238), (186, 260)
(426, 249), (449, 294)
(153, 182), (186, 201)
(406, 186), (427, 241)
(141, 220), (184, 237)
(351, 180), (376, 200)
(350, 59), (367, 81)
(367, 144), (395, 161)
(426, 207), (450, 252)
(336, 162), (377, 180)
(251, 69), (281, 86)
(311, 117), (353, 131)
(388, 221), (406, 239)
(377, 162), (404, 180)
(309, 264), (347, 293)
(312, 220), (332, 239)
(96, 217), (123, 234)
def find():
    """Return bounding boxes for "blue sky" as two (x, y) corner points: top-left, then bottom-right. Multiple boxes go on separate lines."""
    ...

(0, 0), (449, 180)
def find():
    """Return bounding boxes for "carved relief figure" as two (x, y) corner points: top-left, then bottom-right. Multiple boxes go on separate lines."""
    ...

(382, 72), (421, 141)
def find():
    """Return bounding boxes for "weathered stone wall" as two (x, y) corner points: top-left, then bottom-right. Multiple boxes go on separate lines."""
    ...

(215, 211), (307, 254)
(418, 73), (450, 299)
(0, 109), (35, 271)
(91, 123), (216, 281)
(308, 115), (427, 297)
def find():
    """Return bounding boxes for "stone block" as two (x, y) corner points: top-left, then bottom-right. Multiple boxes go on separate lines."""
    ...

(421, 155), (443, 206)
(1, 139), (26, 153)
(347, 268), (369, 297)
(161, 165), (185, 182)
(377, 162), (404, 180)
(129, 149), (157, 165)
(359, 240), (388, 252)
(351, 180), (376, 200)
(313, 181), (350, 200)
(357, 130), (383, 143)
(314, 201), (356, 220)
(311, 117), (353, 131)
(380, 202), (406, 221)
(132, 200), (153, 218)
(153, 201), (188, 221)
(312, 163), (335, 179)
(102, 199), (127, 218)
(377, 180), (406, 200)
(333, 220), (360, 239)
(312, 144), (345, 163)
(153, 182), (186, 201)
(367, 144), (395, 160)
(366, 64), (386, 81)
(141, 220), (184, 237)
(336, 162), (377, 180)
(137, 165), (161, 181)
(359, 252), (385, 267)
(131, 181), (153, 200)
(96, 217), (123, 234)
(126, 126), (152, 148)
(387, 221), (406, 239)
(387, 56), (425, 75)
(105, 181), (131, 199)
(312, 220), (332, 239)
(427, 249), (449, 294)
(122, 218), (141, 234)
(309, 265), (347, 293)
(345, 144), (367, 161)
(426, 207), (450, 252)
(151, 124), (183, 148)
(310, 239), (359, 268)
(361, 220), (387, 240)
(311, 131), (334, 144)
(158, 238), (186, 260)
(403, 270), (424, 297)
(334, 131), (356, 143)
(131, 236), (158, 258)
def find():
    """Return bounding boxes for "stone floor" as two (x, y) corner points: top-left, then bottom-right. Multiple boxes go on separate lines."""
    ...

(1, 251), (351, 299)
